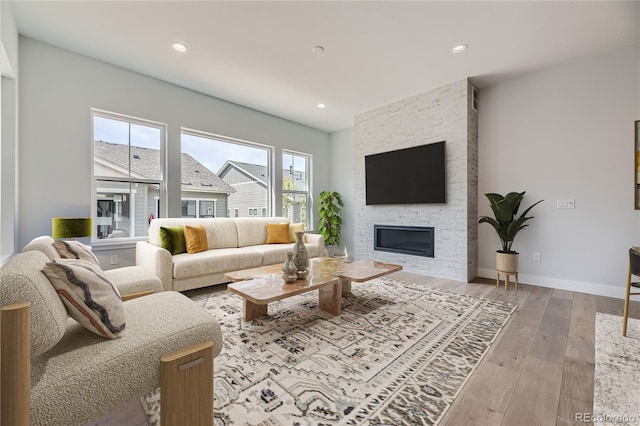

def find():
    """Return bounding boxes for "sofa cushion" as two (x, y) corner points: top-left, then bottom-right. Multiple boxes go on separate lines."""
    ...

(185, 225), (208, 254)
(288, 223), (304, 243)
(236, 217), (289, 247)
(30, 291), (223, 426)
(172, 248), (263, 279)
(266, 223), (290, 244)
(160, 226), (187, 255)
(0, 251), (68, 357)
(248, 243), (319, 266)
(42, 259), (126, 339)
(149, 218), (239, 250)
(53, 239), (99, 264)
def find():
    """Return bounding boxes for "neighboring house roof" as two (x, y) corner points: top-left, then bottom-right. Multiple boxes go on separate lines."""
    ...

(94, 140), (235, 193)
(218, 161), (268, 187)
(218, 160), (306, 191)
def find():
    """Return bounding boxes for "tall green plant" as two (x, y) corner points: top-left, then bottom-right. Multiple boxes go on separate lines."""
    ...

(318, 191), (343, 246)
(479, 191), (543, 253)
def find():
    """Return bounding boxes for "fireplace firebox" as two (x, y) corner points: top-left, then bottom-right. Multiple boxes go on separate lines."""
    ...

(374, 225), (434, 258)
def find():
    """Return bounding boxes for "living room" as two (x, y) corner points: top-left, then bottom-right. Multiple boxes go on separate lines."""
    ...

(1, 1), (639, 425)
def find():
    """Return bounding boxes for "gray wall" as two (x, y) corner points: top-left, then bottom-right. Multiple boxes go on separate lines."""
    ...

(18, 37), (330, 266)
(477, 44), (640, 298)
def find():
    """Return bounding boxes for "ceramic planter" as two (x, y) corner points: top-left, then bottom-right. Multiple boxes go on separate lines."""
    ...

(496, 252), (518, 273)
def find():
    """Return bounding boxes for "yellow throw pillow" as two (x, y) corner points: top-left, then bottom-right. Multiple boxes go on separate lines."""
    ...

(288, 222), (304, 243)
(266, 223), (290, 244)
(184, 225), (208, 254)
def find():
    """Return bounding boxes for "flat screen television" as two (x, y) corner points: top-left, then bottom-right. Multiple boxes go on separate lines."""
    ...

(365, 141), (446, 205)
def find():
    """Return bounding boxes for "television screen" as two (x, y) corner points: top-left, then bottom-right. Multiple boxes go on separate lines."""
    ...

(365, 141), (446, 205)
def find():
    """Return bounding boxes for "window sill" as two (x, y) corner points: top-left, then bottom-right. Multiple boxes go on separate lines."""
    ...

(91, 238), (147, 251)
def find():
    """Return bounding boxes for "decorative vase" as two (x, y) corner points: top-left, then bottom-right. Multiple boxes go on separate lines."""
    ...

(281, 252), (297, 283)
(291, 231), (309, 280)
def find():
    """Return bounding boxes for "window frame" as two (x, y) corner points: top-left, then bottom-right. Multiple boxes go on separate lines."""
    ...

(181, 197), (218, 218)
(91, 109), (167, 245)
(282, 149), (312, 229)
(181, 128), (274, 219)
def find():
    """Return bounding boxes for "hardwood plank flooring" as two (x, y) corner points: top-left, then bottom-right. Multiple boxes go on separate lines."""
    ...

(89, 272), (640, 426)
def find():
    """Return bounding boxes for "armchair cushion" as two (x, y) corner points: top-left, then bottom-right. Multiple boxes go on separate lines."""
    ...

(42, 259), (126, 339)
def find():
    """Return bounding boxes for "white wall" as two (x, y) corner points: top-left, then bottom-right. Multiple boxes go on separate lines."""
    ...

(478, 44), (640, 298)
(18, 37), (330, 267)
(1, 2), (19, 263)
(329, 127), (354, 256)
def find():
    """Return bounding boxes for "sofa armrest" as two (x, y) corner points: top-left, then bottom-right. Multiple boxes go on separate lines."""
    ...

(305, 233), (325, 257)
(136, 241), (173, 292)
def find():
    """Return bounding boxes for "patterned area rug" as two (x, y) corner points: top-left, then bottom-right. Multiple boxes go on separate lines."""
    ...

(142, 278), (515, 425)
(593, 313), (640, 425)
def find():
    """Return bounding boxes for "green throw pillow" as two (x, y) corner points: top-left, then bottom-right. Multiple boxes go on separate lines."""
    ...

(160, 226), (186, 255)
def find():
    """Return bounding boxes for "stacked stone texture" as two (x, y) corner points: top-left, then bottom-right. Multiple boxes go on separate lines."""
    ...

(354, 79), (478, 282)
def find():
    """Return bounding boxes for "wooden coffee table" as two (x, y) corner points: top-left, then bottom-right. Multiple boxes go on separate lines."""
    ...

(225, 258), (402, 321)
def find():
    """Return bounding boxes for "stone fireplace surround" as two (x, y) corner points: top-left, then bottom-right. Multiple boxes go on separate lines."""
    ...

(353, 79), (478, 282)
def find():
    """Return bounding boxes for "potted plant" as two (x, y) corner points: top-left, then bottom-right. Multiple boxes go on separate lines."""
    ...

(479, 192), (543, 273)
(318, 191), (343, 257)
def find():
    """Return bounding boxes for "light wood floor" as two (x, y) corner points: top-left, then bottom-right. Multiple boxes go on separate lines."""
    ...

(89, 272), (640, 426)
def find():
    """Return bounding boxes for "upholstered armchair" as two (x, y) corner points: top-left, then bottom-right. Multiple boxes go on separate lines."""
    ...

(0, 250), (223, 426)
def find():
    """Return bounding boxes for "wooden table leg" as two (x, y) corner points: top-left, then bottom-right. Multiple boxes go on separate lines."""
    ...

(319, 281), (342, 316)
(496, 271), (500, 288)
(341, 278), (352, 296)
(243, 299), (268, 321)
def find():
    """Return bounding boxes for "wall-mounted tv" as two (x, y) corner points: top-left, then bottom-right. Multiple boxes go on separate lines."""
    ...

(365, 141), (446, 205)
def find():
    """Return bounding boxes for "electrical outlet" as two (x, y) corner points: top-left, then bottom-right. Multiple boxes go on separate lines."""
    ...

(110, 255), (118, 265)
(556, 199), (575, 209)
(533, 252), (541, 262)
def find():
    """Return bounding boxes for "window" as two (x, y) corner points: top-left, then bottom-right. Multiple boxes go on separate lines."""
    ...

(282, 150), (311, 228)
(92, 110), (165, 241)
(181, 130), (272, 219)
(181, 198), (216, 218)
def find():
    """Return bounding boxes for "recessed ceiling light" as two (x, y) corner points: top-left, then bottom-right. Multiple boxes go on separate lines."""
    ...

(171, 42), (189, 53)
(317, 103), (326, 109)
(312, 45), (325, 54)
(452, 44), (468, 54)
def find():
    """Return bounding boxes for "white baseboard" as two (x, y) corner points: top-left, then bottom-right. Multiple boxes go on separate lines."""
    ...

(477, 268), (626, 300)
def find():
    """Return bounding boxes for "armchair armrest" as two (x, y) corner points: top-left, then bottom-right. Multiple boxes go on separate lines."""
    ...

(136, 241), (173, 292)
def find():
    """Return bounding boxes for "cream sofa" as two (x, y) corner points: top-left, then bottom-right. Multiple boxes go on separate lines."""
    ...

(136, 217), (324, 292)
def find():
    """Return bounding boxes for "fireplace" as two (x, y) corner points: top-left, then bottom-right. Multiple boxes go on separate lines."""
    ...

(374, 225), (434, 258)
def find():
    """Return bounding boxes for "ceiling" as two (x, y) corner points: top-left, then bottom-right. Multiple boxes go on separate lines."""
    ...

(8, 1), (640, 133)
